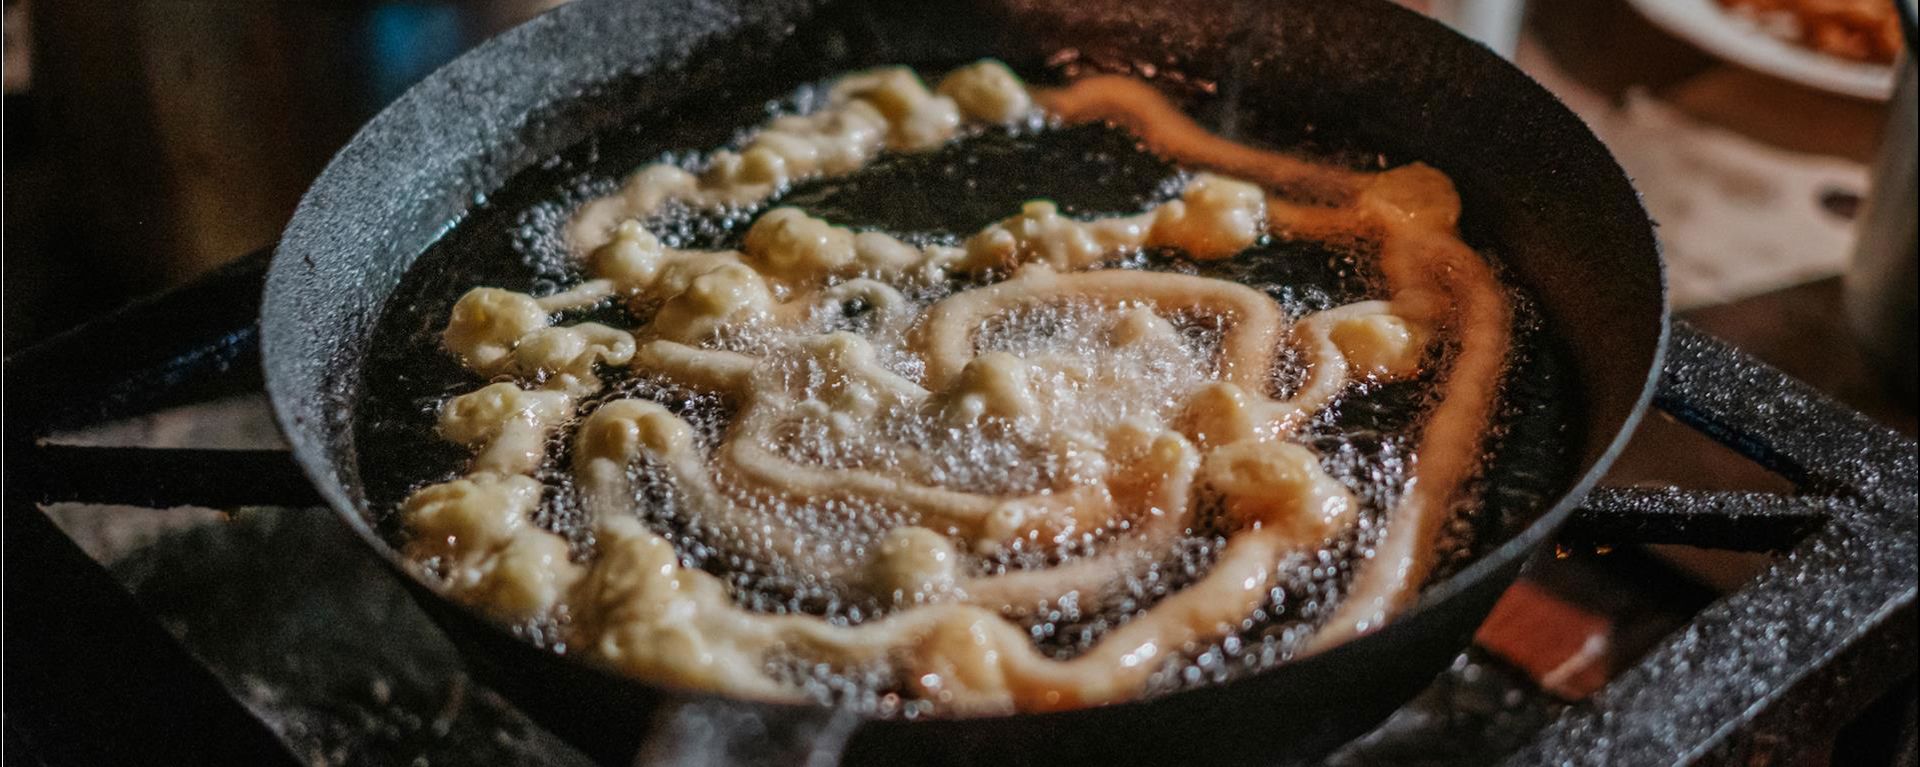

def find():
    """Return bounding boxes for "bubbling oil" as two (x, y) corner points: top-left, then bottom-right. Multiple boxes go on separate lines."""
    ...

(354, 73), (1578, 717)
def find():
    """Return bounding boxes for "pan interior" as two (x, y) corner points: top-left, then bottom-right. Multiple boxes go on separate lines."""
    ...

(350, 54), (1583, 714)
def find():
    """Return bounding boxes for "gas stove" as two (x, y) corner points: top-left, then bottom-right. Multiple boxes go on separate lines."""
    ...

(5, 251), (1916, 766)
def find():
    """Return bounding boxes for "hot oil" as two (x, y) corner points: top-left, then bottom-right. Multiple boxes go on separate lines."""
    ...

(354, 75), (1580, 716)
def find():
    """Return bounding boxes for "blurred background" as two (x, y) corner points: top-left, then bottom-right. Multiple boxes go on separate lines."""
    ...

(4, 0), (1911, 391)
(3, 0), (571, 349)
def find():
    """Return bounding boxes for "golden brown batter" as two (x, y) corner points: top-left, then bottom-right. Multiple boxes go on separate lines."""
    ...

(402, 60), (1511, 714)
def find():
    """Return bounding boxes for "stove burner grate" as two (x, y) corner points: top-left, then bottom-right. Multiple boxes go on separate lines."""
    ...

(5, 251), (1914, 766)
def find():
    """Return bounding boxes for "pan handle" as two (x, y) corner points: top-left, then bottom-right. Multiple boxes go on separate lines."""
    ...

(4, 248), (321, 509)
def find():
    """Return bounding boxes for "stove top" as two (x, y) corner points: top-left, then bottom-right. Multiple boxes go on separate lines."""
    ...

(5, 253), (1915, 766)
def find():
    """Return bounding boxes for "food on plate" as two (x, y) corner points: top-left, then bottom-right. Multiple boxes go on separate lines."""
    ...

(1717, 0), (1904, 64)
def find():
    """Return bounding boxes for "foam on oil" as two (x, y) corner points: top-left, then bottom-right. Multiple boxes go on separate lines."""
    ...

(355, 74), (1578, 717)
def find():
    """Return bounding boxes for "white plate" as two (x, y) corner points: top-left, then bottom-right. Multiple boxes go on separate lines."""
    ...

(1623, 0), (1897, 100)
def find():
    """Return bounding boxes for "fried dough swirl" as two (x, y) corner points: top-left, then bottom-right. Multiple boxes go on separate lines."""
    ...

(402, 61), (1510, 714)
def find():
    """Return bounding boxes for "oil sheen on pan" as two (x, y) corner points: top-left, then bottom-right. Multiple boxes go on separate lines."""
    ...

(353, 60), (1580, 718)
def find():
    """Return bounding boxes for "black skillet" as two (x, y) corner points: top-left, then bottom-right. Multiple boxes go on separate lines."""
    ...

(263, 0), (1661, 763)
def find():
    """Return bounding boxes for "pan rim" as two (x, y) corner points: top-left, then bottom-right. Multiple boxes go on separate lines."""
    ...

(262, 0), (1670, 730)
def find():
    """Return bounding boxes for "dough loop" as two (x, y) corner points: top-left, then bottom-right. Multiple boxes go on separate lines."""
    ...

(401, 62), (1510, 714)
